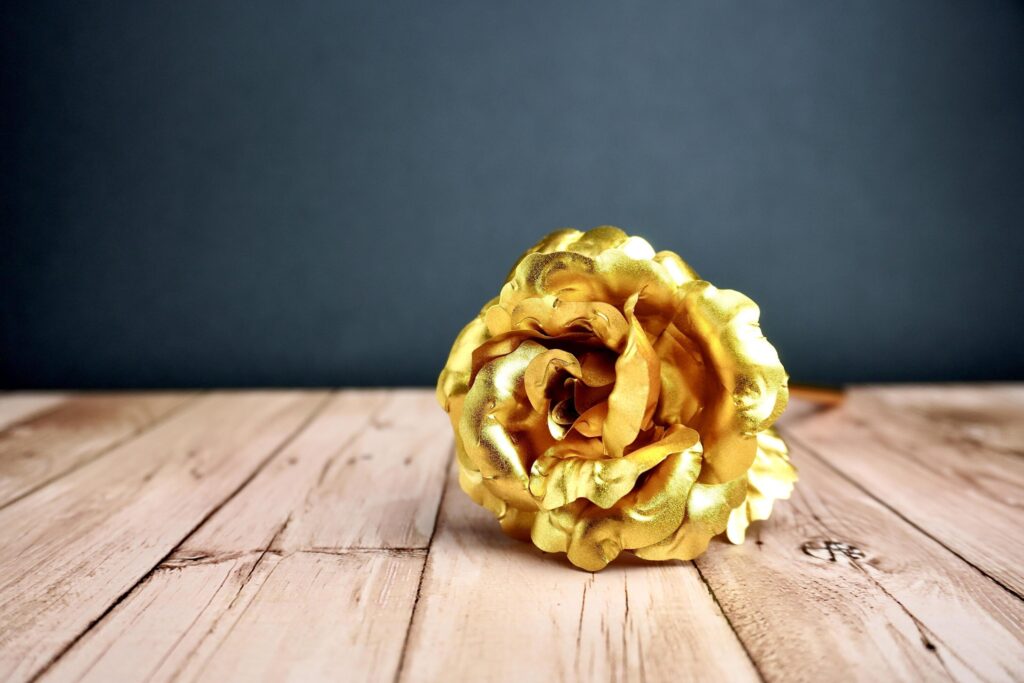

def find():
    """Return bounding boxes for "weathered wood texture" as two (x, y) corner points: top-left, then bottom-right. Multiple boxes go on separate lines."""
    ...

(400, 466), (760, 683)
(789, 385), (1024, 599)
(0, 392), (68, 430)
(0, 385), (1020, 682)
(0, 392), (195, 508)
(39, 389), (450, 683)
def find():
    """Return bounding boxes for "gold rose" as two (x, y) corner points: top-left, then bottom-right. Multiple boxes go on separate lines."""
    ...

(437, 226), (795, 571)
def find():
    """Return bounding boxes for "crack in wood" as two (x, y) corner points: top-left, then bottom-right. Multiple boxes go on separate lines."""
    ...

(141, 561), (236, 682)
(863, 567), (984, 680)
(161, 547), (426, 569)
(574, 575), (592, 670)
(692, 561), (767, 683)
(392, 443), (455, 683)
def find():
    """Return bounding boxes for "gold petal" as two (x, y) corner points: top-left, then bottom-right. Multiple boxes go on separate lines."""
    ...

(498, 508), (537, 541)
(603, 294), (661, 457)
(726, 503), (752, 544)
(678, 281), (789, 484)
(748, 429), (797, 500)
(510, 298), (629, 351)
(437, 302), (499, 485)
(500, 228), (687, 337)
(530, 500), (584, 554)
(459, 340), (548, 510)
(578, 350), (617, 387)
(503, 228), (584, 281)
(469, 330), (544, 381)
(554, 441), (703, 571)
(574, 380), (613, 414)
(566, 225), (631, 256)
(436, 300), (495, 412)
(653, 250), (699, 285)
(502, 251), (605, 305)
(529, 424), (700, 511)
(571, 401), (608, 437)
(537, 430), (605, 462)
(634, 475), (748, 561)
(452, 428), (476, 475)
(523, 349), (582, 413)
(652, 321), (706, 428)
(460, 465), (538, 542)
(591, 246), (680, 338)
(726, 428), (797, 544)
(483, 303), (512, 336)
(458, 465), (506, 518)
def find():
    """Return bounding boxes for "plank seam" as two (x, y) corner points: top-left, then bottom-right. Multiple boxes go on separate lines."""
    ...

(784, 428), (1024, 603)
(691, 561), (767, 683)
(161, 547), (427, 567)
(179, 513), (297, 677)
(0, 391), (203, 512)
(301, 546), (429, 555)
(851, 562), (982, 680)
(168, 392), (397, 679)
(25, 391), (336, 683)
(785, 476), (973, 670)
(393, 443), (455, 683)
(142, 558), (237, 682)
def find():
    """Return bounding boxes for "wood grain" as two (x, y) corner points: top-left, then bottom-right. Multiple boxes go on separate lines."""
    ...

(41, 553), (265, 682)
(0, 391), (327, 683)
(40, 389), (452, 683)
(187, 551), (424, 683)
(1, 386), (1021, 683)
(270, 388), (452, 552)
(789, 385), (1024, 597)
(176, 388), (451, 557)
(0, 392), (67, 430)
(0, 392), (195, 508)
(43, 550), (425, 683)
(695, 441), (1024, 682)
(399, 467), (760, 683)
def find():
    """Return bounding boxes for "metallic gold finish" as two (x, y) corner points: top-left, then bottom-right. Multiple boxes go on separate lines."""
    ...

(437, 226), (795, 571)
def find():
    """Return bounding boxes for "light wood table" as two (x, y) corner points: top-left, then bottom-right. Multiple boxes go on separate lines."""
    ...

(0, 386), (1021, 682)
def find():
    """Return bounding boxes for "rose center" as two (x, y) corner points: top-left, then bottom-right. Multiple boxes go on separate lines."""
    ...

(547, 378), (581, 438)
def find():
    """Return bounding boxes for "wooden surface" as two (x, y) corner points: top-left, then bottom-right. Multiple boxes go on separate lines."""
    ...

(0, 386), (1021, 682)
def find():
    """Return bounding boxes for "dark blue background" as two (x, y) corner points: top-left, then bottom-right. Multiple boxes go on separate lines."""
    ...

(3, 1), (1023, 388)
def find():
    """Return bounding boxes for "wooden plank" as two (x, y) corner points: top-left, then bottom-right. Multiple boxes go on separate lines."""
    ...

(0, 391), (328, 683)
(179, 387), (452, 555)
(0, 392), (68, 430)
(43, 550), (425, 683)
(788, 385), (1024, 596)
(695, 438), (1024, 682)
(188, 551), (423, 683)
(39, 389), (452, 683)
(19, 387), (1024, 682)
(171, 389), (390, 557)
(271, 388), (452, 552)
(0, 392), (195, 508)
(399, 467), (760, 683)
(41, 553), (266, 683)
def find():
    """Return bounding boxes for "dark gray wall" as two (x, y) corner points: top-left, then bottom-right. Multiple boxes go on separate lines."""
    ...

(3, 1), (1023, 389)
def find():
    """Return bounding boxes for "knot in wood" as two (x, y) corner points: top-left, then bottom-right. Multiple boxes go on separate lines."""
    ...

(801, 539), (866, 563)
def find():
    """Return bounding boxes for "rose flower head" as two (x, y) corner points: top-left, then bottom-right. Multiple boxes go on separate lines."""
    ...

(437, 227), (795, 571)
